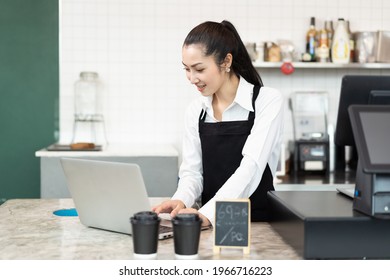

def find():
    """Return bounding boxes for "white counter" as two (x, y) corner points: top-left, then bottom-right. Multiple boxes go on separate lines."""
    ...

(35, 143), (179, 157)
(36, 143), (179, 198)
(275, 184), (354, 191)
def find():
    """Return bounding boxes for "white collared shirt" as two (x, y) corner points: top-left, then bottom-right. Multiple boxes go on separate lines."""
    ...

(172, 78), (284, 226)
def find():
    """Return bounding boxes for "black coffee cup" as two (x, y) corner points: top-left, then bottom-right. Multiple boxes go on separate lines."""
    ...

(172, 213), (202, 259)
(130, 211), (160, 259)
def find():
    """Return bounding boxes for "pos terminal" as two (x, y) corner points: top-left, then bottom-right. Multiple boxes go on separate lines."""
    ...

(348, 105), (390, 218)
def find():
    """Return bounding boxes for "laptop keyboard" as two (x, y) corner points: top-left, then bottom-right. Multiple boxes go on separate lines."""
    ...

(159, 225), (173, 234)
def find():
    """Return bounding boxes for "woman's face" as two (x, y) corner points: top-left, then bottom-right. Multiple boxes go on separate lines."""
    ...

(182, 44), (228, 97)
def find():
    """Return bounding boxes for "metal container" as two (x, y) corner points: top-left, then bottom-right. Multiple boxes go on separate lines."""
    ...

(376, 31), (390, 63)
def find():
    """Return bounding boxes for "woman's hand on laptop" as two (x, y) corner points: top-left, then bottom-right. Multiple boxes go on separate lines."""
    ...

(177, 208), (211, 227)
(152, 200), (185, 217)
(153, 200), (211, 227)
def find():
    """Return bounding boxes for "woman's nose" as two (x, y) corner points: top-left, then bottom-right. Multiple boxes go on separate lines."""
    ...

(188, 71), (199, 84)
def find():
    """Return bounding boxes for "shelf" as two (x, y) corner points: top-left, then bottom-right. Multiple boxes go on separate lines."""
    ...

(253, 62), (390, 69)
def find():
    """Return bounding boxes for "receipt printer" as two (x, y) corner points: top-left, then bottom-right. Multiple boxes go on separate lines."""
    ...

(353, 161), (390, 217)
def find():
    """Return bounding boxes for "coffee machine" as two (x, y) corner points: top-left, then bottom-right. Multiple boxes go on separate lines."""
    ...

(289, 91), (330, 173)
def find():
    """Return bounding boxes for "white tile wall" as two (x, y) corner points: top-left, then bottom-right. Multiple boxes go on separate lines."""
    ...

(59, 0), (390, 153)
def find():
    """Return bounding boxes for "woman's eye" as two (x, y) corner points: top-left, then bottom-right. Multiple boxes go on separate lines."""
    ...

(196, 69), (204, 72)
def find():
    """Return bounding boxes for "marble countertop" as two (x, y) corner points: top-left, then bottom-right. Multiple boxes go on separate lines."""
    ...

(0, 199), (300, 260)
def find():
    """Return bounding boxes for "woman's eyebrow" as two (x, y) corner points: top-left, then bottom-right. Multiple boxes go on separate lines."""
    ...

(182, 62), (203, 67)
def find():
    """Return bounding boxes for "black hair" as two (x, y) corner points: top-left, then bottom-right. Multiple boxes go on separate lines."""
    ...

(183, 20), (263, 86)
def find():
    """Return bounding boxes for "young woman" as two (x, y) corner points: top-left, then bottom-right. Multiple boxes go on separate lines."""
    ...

(153, 20), (284, 227)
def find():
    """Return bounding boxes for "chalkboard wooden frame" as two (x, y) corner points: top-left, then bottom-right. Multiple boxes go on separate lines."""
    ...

(213, 199), (251, 254)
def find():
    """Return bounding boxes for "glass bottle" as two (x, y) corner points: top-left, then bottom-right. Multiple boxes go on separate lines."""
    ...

(325, 20), (334, 60)
(306, 17), (317, 62)
(346, 20), (355, 62)
(316, 22), (330, 62)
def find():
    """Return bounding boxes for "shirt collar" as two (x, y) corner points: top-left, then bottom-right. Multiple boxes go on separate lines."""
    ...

(201, 77), (254, 112)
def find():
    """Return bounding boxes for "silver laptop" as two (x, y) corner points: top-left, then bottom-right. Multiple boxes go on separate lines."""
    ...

(60, 158), (174, 239)
(336, 186), (355, 199)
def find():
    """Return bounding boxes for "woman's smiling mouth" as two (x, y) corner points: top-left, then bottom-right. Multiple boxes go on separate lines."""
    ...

(196, 84), (206, 92)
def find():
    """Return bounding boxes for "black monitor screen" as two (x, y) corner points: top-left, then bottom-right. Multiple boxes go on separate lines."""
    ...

(334, 75), (390, 147)
(349, 105), (390, 173)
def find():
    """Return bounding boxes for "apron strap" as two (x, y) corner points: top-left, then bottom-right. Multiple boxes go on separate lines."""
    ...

(248, 84), (261, 121)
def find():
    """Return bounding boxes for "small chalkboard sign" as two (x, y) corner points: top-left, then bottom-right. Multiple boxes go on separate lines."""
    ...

(213, 199), (251, 254)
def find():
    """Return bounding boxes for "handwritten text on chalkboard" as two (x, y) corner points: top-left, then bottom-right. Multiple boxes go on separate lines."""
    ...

(214, 200), (250, 248)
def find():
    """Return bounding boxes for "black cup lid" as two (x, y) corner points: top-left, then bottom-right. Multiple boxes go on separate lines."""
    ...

(132, 211), (159, 221)
(172, 213), (201, 223)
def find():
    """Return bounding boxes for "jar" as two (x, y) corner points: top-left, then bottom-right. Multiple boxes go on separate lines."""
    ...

(72, 72), (107, 145)
(74, 72), (101, 121)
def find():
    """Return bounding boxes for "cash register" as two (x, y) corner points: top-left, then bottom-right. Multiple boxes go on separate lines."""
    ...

(349, 105), (390, 217)
(334, 75), (390, 216)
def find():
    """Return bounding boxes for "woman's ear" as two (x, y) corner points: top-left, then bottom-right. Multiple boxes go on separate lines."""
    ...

(221, 53), (233, 73)
(223, 53), (233, 68)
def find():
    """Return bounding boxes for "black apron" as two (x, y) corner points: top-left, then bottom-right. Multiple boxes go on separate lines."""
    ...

(198, 85), (274, 222)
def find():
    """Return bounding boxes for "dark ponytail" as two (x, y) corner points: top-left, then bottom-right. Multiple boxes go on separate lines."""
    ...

(183, 20), (263, 86)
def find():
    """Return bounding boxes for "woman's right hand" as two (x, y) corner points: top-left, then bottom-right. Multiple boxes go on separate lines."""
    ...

(152, 200), (186, 218)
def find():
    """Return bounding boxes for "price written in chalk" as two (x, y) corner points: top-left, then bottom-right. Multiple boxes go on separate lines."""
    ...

(214, 200), (251, 249)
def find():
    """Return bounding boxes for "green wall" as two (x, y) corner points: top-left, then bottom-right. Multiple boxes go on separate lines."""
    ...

(0, 0), (59, 203)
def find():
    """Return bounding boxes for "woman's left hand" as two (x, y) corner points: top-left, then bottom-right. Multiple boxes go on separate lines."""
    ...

(178, 208), (211, 227)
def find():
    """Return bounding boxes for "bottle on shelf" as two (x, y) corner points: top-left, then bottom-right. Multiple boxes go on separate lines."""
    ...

(346, 20), (355, 62)
(304, 17), (317, 62)
(331, 18), (350, 63)
(325, 20), (334, 61)
(316, 22), (330, 62)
